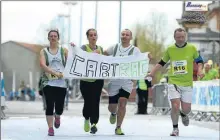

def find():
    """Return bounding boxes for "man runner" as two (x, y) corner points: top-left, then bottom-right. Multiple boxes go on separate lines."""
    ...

(104, 29), (151, 135)
(148, 28), (204, 136)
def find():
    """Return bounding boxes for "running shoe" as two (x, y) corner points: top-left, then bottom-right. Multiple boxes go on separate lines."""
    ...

(84, 119), (90, 132)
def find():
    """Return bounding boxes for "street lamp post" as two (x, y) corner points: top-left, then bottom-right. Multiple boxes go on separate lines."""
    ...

(58, 14), (70, 46)
(63, 1), (77, 45)
(119, 0), (122, 43)
(79, 2), (83, 47)
(94, 1), (98, 29)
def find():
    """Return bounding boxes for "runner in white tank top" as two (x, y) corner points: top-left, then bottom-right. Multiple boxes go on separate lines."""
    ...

(104, 29), (152, 135)
(39, 30), (68, 136)
(44, 47), (66, 88)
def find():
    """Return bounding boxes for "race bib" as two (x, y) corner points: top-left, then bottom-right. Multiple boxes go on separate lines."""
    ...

(46, 73), (59, 80)
(171, 60), (188, 75)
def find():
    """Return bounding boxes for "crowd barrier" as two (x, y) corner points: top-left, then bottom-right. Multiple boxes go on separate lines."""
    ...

(150, 83), (171, 115)
(149, 80), (220, 122)
(1, 72), (6, 119)
(190, 79), (220, 122)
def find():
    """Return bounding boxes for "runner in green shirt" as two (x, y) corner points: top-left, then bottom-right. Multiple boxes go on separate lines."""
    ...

(147, 28), (204, 137)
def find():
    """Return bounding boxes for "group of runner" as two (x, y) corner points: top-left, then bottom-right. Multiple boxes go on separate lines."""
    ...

(39, 27), (204, 137)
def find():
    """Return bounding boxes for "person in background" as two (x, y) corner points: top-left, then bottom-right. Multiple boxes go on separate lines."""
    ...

(65, 78), (73, 110)
(18, 81), (27, 101)
(199, 63), (219, 81)
(26, 84), (35, 101)
(38, 78), (46, 110)
(135, 75), (152, 115)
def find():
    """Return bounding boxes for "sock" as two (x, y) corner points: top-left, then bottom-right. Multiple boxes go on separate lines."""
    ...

(54, 113), (60, 118)
(111, 112), (116, 116)
(116, 126), (121, 129)
(173, 124), (178, 129)
(180, 110), (186, 117)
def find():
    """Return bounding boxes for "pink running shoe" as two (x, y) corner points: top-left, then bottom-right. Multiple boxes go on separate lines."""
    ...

(170, 128), (179, 136)
(54, 115), (60, 129)
(48, 127), (54, 136)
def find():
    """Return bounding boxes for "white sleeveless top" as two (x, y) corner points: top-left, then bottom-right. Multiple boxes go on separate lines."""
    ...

(114, 43), (134, 56)
(107, 44), (141, 96)
(44, 47), (67, 88)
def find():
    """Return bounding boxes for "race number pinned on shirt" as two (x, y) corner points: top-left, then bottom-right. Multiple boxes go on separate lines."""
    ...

(172, 60), (188, 75)
(46, 73), (59, 80)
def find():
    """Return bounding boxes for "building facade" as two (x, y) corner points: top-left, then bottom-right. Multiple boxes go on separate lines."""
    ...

(1, 41), (44, 94)
(176, 1), (220, 65)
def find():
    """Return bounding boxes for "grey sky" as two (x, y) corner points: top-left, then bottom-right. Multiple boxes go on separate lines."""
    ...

(2, 1), (186, 49)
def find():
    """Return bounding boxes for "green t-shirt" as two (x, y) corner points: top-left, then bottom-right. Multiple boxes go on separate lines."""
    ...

(200, 68), (218, 81)
(212, 68), (219, 78)
(162, 43), (199, 87)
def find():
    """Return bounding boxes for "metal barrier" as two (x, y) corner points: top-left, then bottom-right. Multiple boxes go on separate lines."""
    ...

(189, 80), (220, 122)
(148, 80), (219, 122)
(149, 83), (171, 115)
(189, 111), (220, 122)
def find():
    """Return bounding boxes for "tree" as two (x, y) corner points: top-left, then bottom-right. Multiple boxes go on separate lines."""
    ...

(133, 11), (169, 83)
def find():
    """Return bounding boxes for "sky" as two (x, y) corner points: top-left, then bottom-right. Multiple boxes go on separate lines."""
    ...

(1, 1), (212, 49)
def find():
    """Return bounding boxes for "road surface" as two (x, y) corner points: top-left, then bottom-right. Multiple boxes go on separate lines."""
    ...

(1, 101), (219, 140)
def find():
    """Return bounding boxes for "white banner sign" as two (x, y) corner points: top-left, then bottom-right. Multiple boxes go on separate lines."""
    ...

(192, 80), (220, 112)
(63, 46), (149, 79)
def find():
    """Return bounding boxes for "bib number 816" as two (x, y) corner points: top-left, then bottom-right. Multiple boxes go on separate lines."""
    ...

(174, 66), (185, 71)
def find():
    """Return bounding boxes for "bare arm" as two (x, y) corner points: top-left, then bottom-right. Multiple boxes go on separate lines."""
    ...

(148, 87), (152, 95)
(39, 49), (57, 75)
(150, 64), (163, 76)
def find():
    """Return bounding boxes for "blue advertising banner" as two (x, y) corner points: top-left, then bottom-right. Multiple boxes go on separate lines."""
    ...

(192, 80), (220, 112)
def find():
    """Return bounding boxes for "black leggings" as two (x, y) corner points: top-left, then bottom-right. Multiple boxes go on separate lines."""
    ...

(80, 80), (104, 124)
(136, 88), (149, 113)
(43, 85), (67, 116)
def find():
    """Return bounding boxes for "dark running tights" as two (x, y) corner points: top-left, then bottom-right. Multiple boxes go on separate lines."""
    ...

(80, 80), (104, 124)
(43, 86), (67, 116)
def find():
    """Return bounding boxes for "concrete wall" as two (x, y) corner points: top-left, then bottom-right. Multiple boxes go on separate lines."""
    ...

(209, 15), (218, 32)
(1, 42), (42, 94)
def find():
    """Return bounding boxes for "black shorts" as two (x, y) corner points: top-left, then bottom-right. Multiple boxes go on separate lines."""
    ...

(109, 88), (130, 104)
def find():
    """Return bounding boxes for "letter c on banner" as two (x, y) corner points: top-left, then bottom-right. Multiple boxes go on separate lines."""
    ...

(70, 55), (85, 77)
